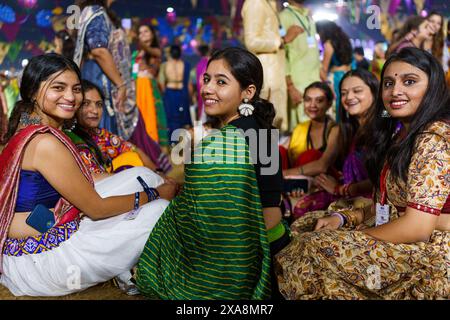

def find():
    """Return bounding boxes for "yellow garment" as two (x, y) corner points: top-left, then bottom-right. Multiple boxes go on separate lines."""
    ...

(111, 151), (144, 173)
(288, 120), (311, 165)
(242, 0), (288, 132)
(136, 76), (159, 142)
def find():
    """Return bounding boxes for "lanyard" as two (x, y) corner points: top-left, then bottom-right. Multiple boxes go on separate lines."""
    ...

(287, 6), (311, 37)
(265, 0), (283, 30)
(379, 163), (389, 205)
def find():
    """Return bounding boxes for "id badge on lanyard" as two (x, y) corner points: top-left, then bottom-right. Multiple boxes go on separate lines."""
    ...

(376, 165), (390, 226)
(279, 26), (286, 37)
(307, 35), (316, 48)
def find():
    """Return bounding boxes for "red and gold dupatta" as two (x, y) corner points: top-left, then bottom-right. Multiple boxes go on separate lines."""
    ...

(0, 125), (93, 273)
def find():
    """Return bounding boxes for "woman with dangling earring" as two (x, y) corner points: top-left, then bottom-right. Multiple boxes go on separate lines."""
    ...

(275, 47), (450, 300)
(135, 47), (284, 300)
(288, 69), (376, 224)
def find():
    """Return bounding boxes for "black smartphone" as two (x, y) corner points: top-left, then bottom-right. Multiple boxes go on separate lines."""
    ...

(25, 204), (55, 233)
(283, 179), (309, 194)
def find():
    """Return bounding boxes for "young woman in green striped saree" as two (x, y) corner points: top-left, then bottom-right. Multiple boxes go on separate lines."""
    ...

(135, 47), (286, 299)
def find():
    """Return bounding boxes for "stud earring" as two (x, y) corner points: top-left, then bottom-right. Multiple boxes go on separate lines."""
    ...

(238, 98), (254, 117)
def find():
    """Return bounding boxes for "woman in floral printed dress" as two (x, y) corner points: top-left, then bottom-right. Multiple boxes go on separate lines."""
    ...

(275, 47), (450, 300)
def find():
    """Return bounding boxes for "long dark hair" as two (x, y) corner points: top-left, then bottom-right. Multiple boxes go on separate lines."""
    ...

(428, 11), (444, 64)
(77, 0), (121, 28)
(364, 47), (450, 189)
(55, 30), (75, 59)
(393, 16), (425, 43)
(339, 69), (379, 157)
(5, 53), (82, 142)
(316, 20), (352, 65)
(72, 80), (110, 168)
(137, 24), (160, 49)
(207, 47), (275, 129)
(169, 44), (182, 60)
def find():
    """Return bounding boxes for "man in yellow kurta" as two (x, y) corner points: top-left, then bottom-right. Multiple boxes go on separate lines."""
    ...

(280, 0), (321, 129)
(242, 0), (302, 132)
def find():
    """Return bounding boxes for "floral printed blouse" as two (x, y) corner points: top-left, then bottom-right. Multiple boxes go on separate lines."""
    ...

(67, 128), (135, 174)
(384, 121), (449, 215)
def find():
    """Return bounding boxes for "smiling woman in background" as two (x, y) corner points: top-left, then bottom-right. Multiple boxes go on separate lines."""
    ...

(275, 47), (450, 300)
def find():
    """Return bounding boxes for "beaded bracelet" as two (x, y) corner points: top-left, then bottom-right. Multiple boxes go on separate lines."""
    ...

(133, 192), (140, 210)
(136, 176), (160, 201)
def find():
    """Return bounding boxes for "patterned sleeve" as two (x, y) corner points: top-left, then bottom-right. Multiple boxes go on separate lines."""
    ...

(85, 15), (109, 51)
(102, 129), (134, 159)
(407, 128), (450, 215)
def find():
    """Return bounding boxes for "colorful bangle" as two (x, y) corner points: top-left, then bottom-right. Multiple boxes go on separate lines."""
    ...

(338, 209), (359, 228)
(330, 212), (345, 228)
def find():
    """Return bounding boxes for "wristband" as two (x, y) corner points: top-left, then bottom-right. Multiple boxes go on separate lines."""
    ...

(133, 192), (140, 210)
(137, 176), (160, 201)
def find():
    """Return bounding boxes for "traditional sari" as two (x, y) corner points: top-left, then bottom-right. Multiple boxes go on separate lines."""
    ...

(136, 125), (272, 299)
(0, 125), (169, 296)
(283, 118), (336, 169)
(131, 50), (168, 144)
(74, 5), (164, 163)
(66, 128), (171, 174)
(275, 121), (450, 299)
(0, 86), (7, 144)
(292, 141), (370, 219)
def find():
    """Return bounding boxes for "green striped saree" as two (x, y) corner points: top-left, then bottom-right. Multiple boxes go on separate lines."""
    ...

(136, 125), (271, 299)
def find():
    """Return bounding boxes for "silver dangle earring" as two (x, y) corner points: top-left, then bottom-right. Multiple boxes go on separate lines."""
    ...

(381, 109), (391, 118)
(238, 98), (254, 117)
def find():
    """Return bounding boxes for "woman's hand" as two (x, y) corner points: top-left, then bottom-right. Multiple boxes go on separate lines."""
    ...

(156, 180), (178, 201)
(288, 85), (303, 105)
(314, 173), (338, 194)
(288, 189), (305, 199)
(116, 85), (127, 113)
(314, 215), (342, 231)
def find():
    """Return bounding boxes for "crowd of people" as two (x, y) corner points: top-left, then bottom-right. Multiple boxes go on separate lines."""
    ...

(0, 0), (449, 300)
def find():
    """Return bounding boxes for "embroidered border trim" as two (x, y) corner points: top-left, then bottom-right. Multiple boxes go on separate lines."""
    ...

(407, 202), (441, 216)
(2, 220), (80, 257)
